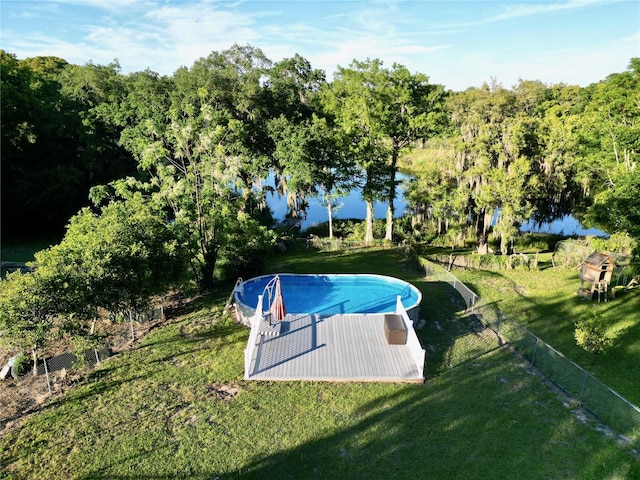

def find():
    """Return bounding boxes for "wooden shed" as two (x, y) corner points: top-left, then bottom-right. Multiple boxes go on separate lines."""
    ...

(577, 252), (616, 301)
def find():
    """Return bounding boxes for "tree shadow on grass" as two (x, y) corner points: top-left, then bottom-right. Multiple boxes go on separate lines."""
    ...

(411, 278), (502, 376)
(73, 350), (639, 480)
(230, 361), (638, 479)
(431, 266), (640, 434)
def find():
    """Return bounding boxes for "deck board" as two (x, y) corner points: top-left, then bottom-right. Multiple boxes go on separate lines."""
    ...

(246, 313), (423, 382)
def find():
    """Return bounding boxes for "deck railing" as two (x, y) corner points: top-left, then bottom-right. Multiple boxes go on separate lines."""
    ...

(396, 295), (426, 380)
(244, 294), (264, 379)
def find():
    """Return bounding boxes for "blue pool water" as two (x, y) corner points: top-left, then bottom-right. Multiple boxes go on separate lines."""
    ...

(236, 274), (421, 316)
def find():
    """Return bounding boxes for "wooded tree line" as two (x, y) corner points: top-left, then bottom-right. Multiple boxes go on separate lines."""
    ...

(3, 47), (638, 253)
(406, 66), (640, 256)
(1, 46), (638, 369)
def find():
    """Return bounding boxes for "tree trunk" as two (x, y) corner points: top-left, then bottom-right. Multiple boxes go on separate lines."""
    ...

(327, 200), (334, 239)
(31, 347), (38, 377)
(365, 200), (374, 246)
(500, 233), (508, 256)
(477, 233), (489, 255)
(476, 207), (489, 254)
(385, 150), (399, 242)
(385, 204), (393, 242)
(199, 259), (216, 291)
(198, 245), (217, 291)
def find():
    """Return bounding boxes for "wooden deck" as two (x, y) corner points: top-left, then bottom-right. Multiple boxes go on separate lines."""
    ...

(245, 313), (424, 382)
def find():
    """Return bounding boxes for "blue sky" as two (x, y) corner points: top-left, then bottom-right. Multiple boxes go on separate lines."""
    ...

(1, 0), (638, 90)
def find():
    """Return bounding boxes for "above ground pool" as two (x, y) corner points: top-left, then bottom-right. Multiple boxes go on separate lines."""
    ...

(235, 273), (422, 322)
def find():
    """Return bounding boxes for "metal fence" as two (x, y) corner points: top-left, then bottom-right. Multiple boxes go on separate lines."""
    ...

(420, 257), (640, 448)
(32, 348), (112, 394)
(4, 305), (165, 390)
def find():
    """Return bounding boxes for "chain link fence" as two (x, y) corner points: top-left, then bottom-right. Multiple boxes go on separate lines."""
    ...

(420, 256), (640, 449)
(1, 305), (166, 425)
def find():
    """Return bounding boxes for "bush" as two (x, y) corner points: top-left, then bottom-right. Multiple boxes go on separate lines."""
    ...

(574, 311), (613, 354)
(10, 353), (28, 379)
(215, 215), (277, 282)
(349, 218), (386, 241)
(391, 216), (415, 243)
(514, 233), (564, 252)
(589, 232), (636, 256)
(304, 218), (360, 238)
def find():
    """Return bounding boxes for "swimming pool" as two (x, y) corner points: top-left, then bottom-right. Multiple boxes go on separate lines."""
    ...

(234, 273), (422, 324)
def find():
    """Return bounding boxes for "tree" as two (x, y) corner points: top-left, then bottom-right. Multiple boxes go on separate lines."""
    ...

(580, 58), (639, 254)
(265, 53), (325, 122)
(377, 64), (447, 241)
(0, 270), (56, 376)
(323, 59), (446, 244)
(0, 52), (135, 238)
(269, 114), (356, 237)
(264, 54), (333, 222)
(581, 58), (639, 176)
(36, 194), (189, 318)
(532, 83), (587, 222)
(447, 82), (549, 254)
(585, 172), (640, 259)
(0, 51), (81, 236)
(101, 46), (277, 289)
(57, 59), (135, 184)
(0, 195), (188, 371)
(403, 137), (463, 241)
(170, 44), (274, 202)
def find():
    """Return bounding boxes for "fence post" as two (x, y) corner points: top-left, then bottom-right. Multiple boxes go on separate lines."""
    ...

(94, 348), (100, 366)
(43, 357), (52, 394)
(129, 310), (135, 342)
(530, 337), (539, 371)
(579, 372), (589, 406)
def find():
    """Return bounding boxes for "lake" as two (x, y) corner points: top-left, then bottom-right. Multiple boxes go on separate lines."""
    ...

(264, 176), (606, 237)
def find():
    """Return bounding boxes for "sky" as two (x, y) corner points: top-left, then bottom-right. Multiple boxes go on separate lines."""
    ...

(1, 0), (639, 91)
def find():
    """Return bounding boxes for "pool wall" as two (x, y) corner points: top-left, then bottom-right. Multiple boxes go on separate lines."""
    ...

(234, 273), (422, 327)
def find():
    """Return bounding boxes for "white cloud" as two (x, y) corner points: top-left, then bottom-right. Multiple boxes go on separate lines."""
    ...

(45, 0), (143, 13)
(451, 0), (618, 27)
(425, 28), (639, 91)
(1, 0), (636, 89)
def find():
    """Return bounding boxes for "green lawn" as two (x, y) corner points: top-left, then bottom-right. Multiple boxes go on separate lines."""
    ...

(1, 248), (638, 479)
(451, 259), (640, 406)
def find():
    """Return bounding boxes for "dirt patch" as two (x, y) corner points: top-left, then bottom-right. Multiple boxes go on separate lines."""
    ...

(207, 383), (241, 401)
(0, 292), (193, 437)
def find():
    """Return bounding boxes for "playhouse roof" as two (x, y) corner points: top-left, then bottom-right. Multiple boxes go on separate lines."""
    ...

(584, 252), (615, 268)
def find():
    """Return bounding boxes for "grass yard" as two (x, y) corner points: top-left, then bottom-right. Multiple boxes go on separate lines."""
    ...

(451, 258), (640, 406)
(1, 248), (638, 479)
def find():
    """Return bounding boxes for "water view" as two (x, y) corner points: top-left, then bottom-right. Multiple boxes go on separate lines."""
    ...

(265, 177), (606, 237)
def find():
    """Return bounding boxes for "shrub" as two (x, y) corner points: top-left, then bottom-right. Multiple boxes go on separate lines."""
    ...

(574, 311), (613, 354)
(589, 232), (636, 256)
(304, 218), (360, 239)
(350, 218), (386, 241)
(10, 353), (28, 379)
(514, 232), (564, 252)
(214, 215), (277, 282)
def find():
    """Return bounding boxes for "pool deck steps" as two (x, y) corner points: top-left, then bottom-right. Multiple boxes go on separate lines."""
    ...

(246, 313), (423, 383)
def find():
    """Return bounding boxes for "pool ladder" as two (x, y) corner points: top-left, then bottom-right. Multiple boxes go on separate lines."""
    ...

(261, 275), (280, 315)
(223, 277), (244, 314)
